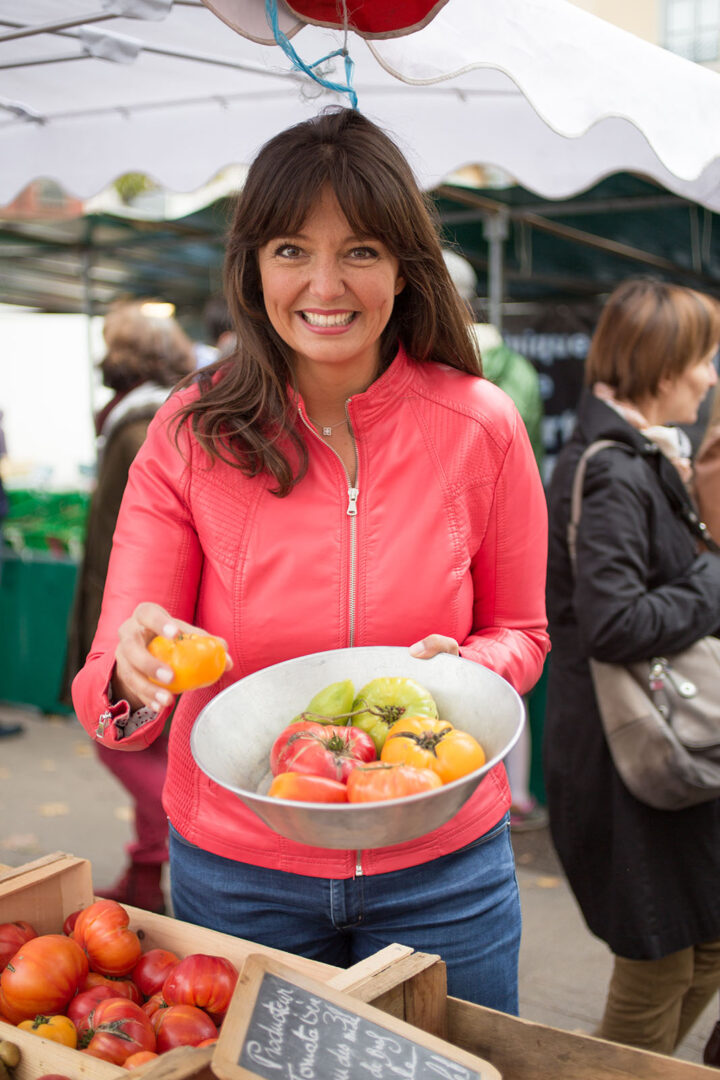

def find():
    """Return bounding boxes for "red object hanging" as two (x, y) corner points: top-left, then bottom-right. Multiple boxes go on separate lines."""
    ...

(285, 0), (449, 37)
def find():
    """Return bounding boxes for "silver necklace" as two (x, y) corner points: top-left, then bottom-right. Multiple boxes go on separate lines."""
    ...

(310, 417), (349, 437)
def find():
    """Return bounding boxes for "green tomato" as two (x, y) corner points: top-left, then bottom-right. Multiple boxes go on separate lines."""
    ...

(351, 677), (439, 754)
(292, 679), (356, 725)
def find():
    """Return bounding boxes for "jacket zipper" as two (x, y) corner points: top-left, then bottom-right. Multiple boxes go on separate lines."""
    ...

(298, 404), (362, 875)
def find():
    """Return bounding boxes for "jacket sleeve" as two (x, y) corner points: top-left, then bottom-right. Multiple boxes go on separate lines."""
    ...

(574, 455), (720, 663)
(459, 411), (550, 695)
(71, 398), (203, 751)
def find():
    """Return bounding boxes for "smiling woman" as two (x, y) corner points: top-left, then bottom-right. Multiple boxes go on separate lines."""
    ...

(71, 108), (550, 1011)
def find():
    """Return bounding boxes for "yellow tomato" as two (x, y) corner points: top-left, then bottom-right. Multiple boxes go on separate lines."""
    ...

(19, 1014), (77, 1048)
(380, 716), (485, 783)
(148, 632), (227, 693)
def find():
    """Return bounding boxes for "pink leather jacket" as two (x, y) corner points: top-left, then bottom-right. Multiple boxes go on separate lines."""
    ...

(73, 346), (550, 877)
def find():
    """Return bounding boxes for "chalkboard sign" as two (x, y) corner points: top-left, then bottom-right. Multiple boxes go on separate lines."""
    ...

(213, 956), (500, 1080)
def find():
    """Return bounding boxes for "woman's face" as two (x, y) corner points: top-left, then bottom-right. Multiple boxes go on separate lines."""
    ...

(656, 347), (718, 425)
(257, 188), (405, 386)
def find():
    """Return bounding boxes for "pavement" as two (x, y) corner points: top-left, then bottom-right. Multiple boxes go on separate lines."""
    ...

(0, 700), (716, 1067)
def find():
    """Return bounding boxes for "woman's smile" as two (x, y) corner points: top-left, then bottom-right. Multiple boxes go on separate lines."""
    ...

(258, 187), (405, 384)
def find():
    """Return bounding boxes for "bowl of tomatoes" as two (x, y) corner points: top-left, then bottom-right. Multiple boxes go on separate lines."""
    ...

(190, 646), (525, 850)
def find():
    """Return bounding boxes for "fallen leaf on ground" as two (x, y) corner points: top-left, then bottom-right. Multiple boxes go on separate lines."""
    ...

(40, 759), (57, 772)
(73, 742), (93, 757)
(1, 833), (41, 852)
(114, 806), (134, 822)
(38, 802), (70, 817)
(536, 876), (561, 889)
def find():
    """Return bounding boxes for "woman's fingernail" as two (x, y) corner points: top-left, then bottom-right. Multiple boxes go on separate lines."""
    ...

(162, 623), (178, 638)
(409, 641), (426, 657)
(155, 667), (174, 684)
(154, 690), (172, 708)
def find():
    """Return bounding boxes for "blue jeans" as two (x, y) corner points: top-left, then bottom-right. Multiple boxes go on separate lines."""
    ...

(168, 814), (520, 1012)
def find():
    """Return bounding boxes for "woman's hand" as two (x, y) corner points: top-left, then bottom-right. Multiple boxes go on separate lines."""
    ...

(114, 602), (232, 713)
(409, 634), (460, 659)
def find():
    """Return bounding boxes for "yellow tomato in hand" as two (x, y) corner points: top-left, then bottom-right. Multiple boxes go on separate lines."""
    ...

(148, 632), (227, 693)
(380, 716), (486, 783)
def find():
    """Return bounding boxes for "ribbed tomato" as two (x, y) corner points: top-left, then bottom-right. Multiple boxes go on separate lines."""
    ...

(73, 899), (142, 976)
(82, 998), (156, 1064)
(132, 948), (179, 998)
(141, 991), (168, 1022)
(0, 934), (89, 1022)
(66, 986), (117, 1036)
(268, 772), (348, 802)
(346, 761), (443, 802)
(162, 955), (238, 1018)
(154, 1004), (217, 1051)
(81, 970), (142, 1003)
(0, 921), (37, 969)
(381, 716), (486, 783)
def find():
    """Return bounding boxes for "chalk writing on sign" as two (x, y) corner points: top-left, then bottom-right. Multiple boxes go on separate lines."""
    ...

(239, 972), (483, 1080)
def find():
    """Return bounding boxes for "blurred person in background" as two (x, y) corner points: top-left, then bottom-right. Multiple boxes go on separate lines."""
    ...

(62, 300), (195, 911)
(544, 278), (720, 1054)
(694, 381), (720, 543)
(442, 249), (547, 830)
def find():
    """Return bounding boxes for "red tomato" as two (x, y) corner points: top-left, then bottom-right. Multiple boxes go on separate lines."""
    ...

(346, 761), (443, 802)
(35, 1075), (74, 1080)
(0, 933), (89, 1022)
(196, 1037), (218, 1047)
(154, 1004), (217, 1052)
(271, 722), (376, 781)
(125, 1052), (159, 1068)
(62, 911), (81, 936)
(132, 949), (180, 998)
(73, 900), (142, 977)
(142, 991), (168, 1021)
(0, 921), (37, 969)
(66, 985), (117, 1035)
(82, 997), (156, 1065)
(81, 970), (142, 1004)
(162, 955), (238, 1018)
(268, 772), (348, 802)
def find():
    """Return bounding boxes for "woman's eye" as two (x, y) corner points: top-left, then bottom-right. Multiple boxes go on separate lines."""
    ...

(273, 243), (303, 258)
(348, 246), (379, 260)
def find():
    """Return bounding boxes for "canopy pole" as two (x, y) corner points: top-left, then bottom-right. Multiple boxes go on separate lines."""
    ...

(483, 210), (508, 332)
(81, 243), (97, 450)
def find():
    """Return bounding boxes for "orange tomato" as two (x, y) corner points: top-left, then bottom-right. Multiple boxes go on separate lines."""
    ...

(380, 716), (486, 783)
(18, 1014), (78, 1048)
(268, 773), (348, 803)
(73, 900), (142, 977)
(148, 633), (227, 693)
(346, 762), (442, 802)
(125, 1052), (159, 1068)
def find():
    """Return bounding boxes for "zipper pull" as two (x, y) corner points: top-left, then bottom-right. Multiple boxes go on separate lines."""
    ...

(347, 487), (359, 516)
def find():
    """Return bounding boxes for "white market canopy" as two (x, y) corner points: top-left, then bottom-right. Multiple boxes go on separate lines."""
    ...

(3, 0), (720, 209)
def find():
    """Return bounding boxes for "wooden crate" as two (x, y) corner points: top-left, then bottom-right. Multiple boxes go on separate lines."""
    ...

(445, 997), (719, 1080)
(0, 854), (447, 1080)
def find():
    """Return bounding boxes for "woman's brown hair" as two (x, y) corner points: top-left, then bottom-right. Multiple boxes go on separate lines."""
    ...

(586, 278), (720, 401)
(176, 108), (481, 495)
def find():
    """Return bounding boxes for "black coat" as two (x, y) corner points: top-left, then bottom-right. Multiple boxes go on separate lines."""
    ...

(544, 390), (720, 960)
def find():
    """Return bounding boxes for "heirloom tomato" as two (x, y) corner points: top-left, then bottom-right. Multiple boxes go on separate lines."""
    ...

(381, 716), (486, 783)
(0, 921), (37, 969)
(148, 632), (227, 693)
(142, 991), (169, 1021)
(132, 949), (179, 998)
(67, 986), (117, 1036)
(62, 911), (81, 936)
(82, 998), (156, 1064)
(125, 1052), (159, 1068)
(0, 934), (88, 1022)
(271, 722), (376, 782)
(19, 1014), (78, 1049)
(154, 1004), (217, 1052)
(81, 970), (141, 1003)
(293, 679), (356, 723)
(346, 762), (443, 802)
(268, 773), (348, 803)
(162, 954), (238, 1018)
(351, 677), (438, 753)
(73, 899), (142, 976)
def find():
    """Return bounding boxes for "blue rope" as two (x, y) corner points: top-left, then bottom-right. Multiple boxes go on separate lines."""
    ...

(265, 0), (358, 109)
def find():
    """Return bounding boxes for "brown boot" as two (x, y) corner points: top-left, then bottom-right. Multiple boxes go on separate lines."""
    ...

(95, 863), (166, 914)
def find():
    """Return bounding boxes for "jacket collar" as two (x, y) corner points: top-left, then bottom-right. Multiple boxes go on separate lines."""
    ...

(293, 343), (417, 429)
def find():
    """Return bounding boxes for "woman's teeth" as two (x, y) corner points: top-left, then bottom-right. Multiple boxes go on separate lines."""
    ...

(301, 311), (355, 327)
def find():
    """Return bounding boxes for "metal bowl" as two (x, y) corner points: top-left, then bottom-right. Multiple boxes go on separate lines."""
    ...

(190, 646), (524, 850)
